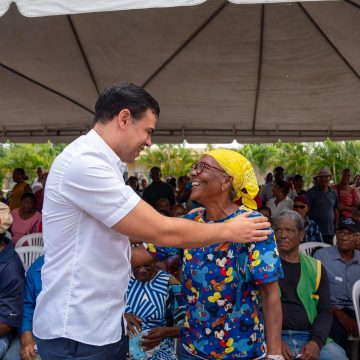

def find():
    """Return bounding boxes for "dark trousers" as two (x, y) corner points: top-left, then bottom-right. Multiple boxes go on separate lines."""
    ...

(35, 334), (128, 360)
(330, 307), (357, 354)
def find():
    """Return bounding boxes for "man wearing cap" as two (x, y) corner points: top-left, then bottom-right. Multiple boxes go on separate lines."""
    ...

(293, 195), (323, 243)
(314, 217), (360, 353)
(306, 167), (339, 244)
(0, 203), (25, 358)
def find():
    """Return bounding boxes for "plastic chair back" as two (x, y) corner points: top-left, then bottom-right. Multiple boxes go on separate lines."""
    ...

(353, 279), (360, 334)
(299, 241), (331, 257)
(15, 233), (43, 248)
(15, 246), (44, 271)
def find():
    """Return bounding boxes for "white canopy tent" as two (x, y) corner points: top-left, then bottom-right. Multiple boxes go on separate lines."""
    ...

(0, 0), (359, 143)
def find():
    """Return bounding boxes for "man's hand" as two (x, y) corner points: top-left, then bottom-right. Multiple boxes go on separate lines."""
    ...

(226, 211), (271, 243)
(124, 313), (142, 338)
(140, 326), (166, 351)
(20, 331), (37, 360)
(300, 340), (320, 360)
(334, 309), (359, 336)
(281, 340), (293, 360)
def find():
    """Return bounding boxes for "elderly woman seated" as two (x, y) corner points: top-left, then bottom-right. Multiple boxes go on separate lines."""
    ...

(125, 263), (185, 360)
(132, 149), (284, 360)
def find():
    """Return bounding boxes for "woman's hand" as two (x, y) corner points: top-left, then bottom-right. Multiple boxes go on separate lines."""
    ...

(124, 313), (142, 338)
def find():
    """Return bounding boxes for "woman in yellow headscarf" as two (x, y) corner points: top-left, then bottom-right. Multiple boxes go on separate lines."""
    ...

(137, 149), (283, 360)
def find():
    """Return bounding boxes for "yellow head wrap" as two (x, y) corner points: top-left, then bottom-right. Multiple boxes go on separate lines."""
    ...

(204, 149), (259, 210)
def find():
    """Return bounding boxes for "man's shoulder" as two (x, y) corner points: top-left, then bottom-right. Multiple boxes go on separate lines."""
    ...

(306, 186), (317, 195)
(313, 245), (335, 260)
(353, 249), (360, 263)
(0, 245), (24, 284)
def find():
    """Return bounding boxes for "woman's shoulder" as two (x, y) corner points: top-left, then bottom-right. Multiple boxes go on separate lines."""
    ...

(183, 207), (205, 221)
(10, 207), (20, 217)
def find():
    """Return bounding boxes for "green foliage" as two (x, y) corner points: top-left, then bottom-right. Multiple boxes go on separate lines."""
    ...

(1, 139), (359, 190)
(0, 142), (66, 189)
(308, 139), (360, 183)
(139, 144), (198, 178)
(235, 139), (360, 186)
(239, 143), (279, 174)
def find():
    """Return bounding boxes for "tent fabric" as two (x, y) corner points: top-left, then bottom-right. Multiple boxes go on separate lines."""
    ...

(0, 0), (328, 17)
(0, 0), (359, 143)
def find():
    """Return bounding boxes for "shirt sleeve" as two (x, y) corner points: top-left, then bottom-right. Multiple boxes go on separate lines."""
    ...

(61, 152), (141, 228)
(20, 262), (38, 333)
(143, 212), (199, 261)
(310, 265), (332, 348)
(143, 242), (181, 262)
(247, 228), (283, 285)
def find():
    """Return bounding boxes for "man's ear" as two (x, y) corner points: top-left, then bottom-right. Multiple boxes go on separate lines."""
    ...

(299, 229), (305, 243)
(117, 109), (132, 129)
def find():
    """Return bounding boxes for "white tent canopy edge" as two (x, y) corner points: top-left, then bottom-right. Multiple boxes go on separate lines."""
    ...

(0, 0), (333, 17)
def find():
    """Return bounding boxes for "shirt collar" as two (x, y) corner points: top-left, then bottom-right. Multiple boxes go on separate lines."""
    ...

(334, 246), (359, 264)
(86, 129), (126, 174)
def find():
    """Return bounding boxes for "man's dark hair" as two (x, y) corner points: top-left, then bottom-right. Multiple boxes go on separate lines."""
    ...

(293, 174), (303, 181)
(150, 167), (161, 175)
(94, 82), (160, 124)
(273, 166), (284, 173)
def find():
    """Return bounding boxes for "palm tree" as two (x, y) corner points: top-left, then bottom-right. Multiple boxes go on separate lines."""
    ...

(139, 144), (197, 178)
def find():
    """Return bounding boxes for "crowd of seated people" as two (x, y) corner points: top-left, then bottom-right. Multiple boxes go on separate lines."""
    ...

(2, 168), (47, 246)
(1, 160), (360, 360)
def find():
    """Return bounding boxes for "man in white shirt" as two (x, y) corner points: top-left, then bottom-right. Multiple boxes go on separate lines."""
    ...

(33, 82), (271, 360)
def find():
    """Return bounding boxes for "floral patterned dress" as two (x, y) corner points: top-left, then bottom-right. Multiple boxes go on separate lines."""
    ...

(145, 207), (283, 359)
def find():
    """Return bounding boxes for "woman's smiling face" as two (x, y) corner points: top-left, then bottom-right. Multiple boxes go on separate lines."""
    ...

(190, 155), (227, 204)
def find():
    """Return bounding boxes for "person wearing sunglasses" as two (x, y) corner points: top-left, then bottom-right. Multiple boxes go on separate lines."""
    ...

(133, 149), (284, 360)
(293, 195), (323, 243)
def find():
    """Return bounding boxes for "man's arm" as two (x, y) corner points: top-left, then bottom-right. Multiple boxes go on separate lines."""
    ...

(332, 308), (359, 336)
(259, 281), (282, 357)
(115, 200), (271, 249)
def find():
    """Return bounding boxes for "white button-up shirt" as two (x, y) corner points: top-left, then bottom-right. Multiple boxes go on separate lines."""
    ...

(33, 130), (140, 345)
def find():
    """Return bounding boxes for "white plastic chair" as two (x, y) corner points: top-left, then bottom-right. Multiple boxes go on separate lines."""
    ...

(299, 241), (331, 256)
(352, 279), (360, 334)
(15, 233), (43, 248)
(15, 246), (44, 271)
